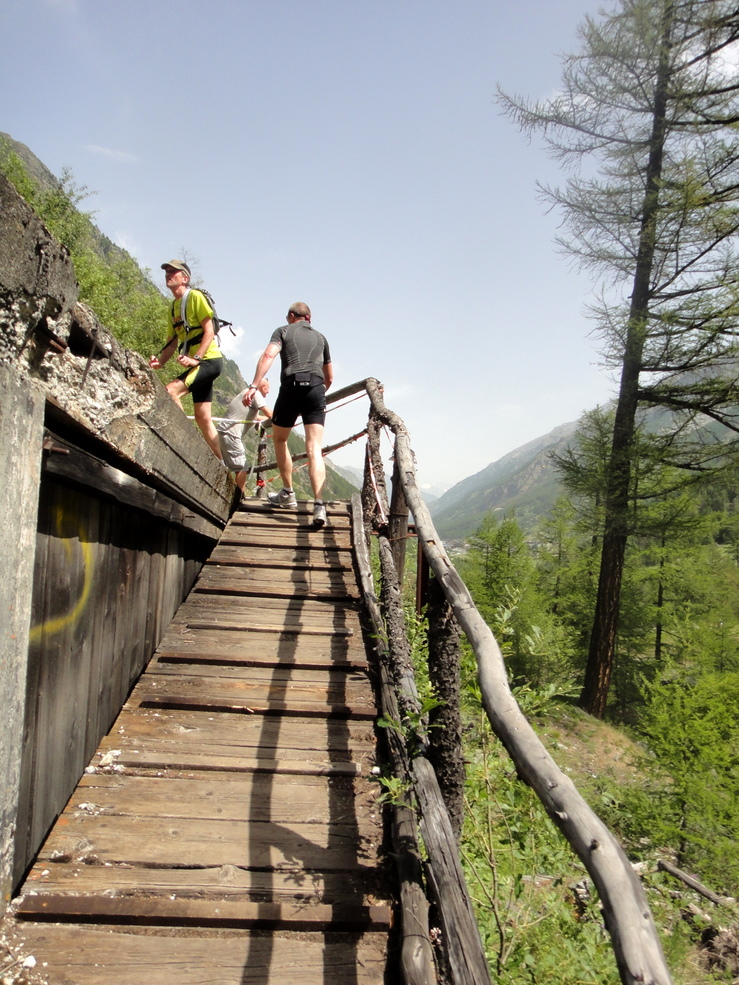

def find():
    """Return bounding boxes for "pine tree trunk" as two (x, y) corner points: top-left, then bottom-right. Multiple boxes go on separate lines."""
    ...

(580, 0), (674, 718)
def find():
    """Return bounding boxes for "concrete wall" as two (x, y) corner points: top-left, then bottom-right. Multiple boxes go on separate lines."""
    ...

(0, 373), (45, 907)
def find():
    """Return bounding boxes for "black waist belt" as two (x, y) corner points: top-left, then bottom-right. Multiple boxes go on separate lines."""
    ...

(289, 373), (324, 387)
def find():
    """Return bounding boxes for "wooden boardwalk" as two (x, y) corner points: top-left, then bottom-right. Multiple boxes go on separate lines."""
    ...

(13, 499), (393, 984)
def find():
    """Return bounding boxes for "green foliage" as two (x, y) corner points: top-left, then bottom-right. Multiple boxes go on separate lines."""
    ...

(0, 145), (169, 360)
(374, 773), (411, 808)
(377, 693), (445, 759)
(0, 147), (41, 203)
(459, 511), (578, 690)
(454, 447), (739, 940)
(462, 709), (621, 984)
(630, 673), (739, 894)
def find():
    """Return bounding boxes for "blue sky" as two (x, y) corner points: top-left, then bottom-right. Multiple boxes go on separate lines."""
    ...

(2, 0), (616, 493)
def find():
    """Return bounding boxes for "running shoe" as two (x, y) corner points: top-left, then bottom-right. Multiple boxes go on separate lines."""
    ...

(268, 488), (297, 509)
(312, 503), (327, 529)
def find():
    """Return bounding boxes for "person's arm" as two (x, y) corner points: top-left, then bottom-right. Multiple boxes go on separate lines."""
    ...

(322, 361), (333, 392)
(255, 405), (273, 421)
(178, 316), (214, 367)
(149, 336), (177, 370)
(244, 344), (280, 404)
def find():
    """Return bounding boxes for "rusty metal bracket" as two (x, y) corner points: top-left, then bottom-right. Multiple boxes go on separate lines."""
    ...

(19, 319), (69, 357)
(80, 326), (105, 388)
(42, 436), (70, 456)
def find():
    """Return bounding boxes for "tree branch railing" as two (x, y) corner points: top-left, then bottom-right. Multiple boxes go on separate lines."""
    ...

(353, 378), (671, 985)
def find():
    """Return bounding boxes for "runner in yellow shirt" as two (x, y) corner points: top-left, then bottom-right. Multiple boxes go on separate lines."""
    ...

(150, 259), (224, 458)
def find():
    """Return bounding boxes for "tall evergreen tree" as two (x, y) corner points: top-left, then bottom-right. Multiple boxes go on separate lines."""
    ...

(500, 0), (739, 716)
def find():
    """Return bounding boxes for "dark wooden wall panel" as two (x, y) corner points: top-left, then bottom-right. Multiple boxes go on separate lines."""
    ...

(14, 476), (215, 887)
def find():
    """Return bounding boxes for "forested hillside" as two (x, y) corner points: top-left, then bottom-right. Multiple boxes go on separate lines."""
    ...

(441, 0), (739, 978)
(430, 419), (579, 540)
(0, 133), (355, 502)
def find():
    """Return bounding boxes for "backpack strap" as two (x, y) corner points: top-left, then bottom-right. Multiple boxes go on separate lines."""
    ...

(179, 288), (193, 329)
(170, 288), (195, 355)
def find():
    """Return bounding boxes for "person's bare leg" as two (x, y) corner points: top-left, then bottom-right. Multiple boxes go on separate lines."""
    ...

(271, 424), (293, 489)
(236, 470), (247, 492)
(165, 379), (187, 408)
(304, 423), (327, 528)
(304, 423), (325, 499)
(193, 401), (223, 459)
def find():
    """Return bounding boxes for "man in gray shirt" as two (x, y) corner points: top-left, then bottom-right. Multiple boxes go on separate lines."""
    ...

(244, 302), (333, 528)
(217, 379), (272, 494)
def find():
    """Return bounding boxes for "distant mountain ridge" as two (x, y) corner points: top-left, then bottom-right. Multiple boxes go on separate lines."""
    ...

(430, 392), (736, 543)
(429, 419), (580, 541)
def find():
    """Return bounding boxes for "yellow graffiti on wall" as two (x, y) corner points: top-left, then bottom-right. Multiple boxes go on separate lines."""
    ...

(28, 506), (95, 642)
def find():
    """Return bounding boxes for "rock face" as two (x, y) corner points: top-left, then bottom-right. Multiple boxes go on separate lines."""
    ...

(0, 170), (77, 312)
(0, 172), (158, 435)
(0, 171), (233, 513)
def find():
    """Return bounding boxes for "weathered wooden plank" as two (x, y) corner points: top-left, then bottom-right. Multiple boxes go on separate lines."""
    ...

(193, 566), (360, 600)
(219, 523), (352, 548)
(14, 924), (388, 985)
(227, 519), (352, 540)
(93, 749), (365, 775)
(154, 622), (367, 662)
(178, 623), (357, 642)
(93, 733), (374, 771)
(37, 814), (381, 870)
(184, 586), (361, 609)
(64, 772), (378, 826)
(153, 645), (370, 670)
(126, 673), (376, 718)
(208, 543), (354, 569)
(108, 706), (375, 753)
(130, 696), (375, 722)
(22, 862), (385, 905)
(17, 894), (392, 930)
(174, 593), (362, 627)
(217, 532), (353, 554)
(233, 505), (351, 525)
(100, 710), (376, 770)
(146, 660), (370, 689)
(239, 497), (352, 516)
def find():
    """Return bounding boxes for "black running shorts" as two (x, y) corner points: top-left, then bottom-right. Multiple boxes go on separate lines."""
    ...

(177, 357), (223, 403)
(272, 380), (326, 428)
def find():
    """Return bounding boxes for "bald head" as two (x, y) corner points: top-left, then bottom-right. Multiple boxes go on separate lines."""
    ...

(287, 302), (311, 321)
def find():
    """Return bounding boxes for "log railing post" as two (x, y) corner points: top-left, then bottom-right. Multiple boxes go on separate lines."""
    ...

(350, 496), (437, 985)
(255, 425), (268, 499)
(416, 539), (429, 617)
(426, 575), (465, 842)
(389, 451), (409, 586)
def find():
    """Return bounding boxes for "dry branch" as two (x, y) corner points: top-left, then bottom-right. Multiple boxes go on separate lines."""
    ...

(657, 860), (733, 905)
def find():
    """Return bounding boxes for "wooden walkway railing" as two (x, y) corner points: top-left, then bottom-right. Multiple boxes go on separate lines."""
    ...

(12, 499), (393, 984)
(354, 378), (672, 985)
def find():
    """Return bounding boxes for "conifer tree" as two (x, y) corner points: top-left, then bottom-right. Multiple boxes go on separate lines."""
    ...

(500, 0), (739, 716)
